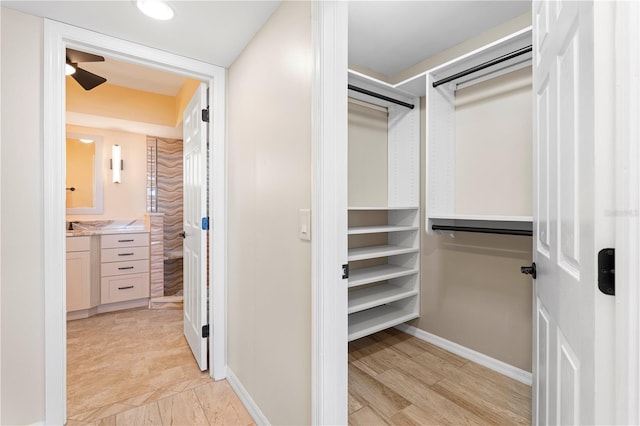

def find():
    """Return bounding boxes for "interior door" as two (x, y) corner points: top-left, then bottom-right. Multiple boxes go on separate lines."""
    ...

(532, 1), (614, 424)
(183, 82), (208, 371)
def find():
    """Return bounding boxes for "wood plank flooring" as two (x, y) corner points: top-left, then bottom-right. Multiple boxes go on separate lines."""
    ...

(66, 308), (254, 426)
(348, 328), (532, 425)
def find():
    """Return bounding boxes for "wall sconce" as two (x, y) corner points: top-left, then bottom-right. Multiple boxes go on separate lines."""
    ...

(110, 144), (123, 183)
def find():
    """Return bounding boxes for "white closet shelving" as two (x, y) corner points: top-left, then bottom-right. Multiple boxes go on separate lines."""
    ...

(425, 28), (534, 234)
(347, 71), (420, 342)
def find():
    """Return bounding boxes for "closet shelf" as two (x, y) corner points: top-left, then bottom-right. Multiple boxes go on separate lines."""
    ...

(348, 264), (418, 288)
(429, 214), (532, 222)
(348, 225), (418, 235)
(348, 284), (418, 314)
(348, 245), (418, 261)
(348, 206), (419, 211)
(348, 304), (419, 342)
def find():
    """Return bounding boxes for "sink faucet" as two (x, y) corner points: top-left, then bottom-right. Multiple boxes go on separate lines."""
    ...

(68, 221), (80, 231)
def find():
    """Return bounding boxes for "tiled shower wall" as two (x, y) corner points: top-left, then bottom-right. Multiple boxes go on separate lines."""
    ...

(147, 136), (184, 296)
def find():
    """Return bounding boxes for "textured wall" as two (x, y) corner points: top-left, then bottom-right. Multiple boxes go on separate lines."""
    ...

(147, 136), (184, 296)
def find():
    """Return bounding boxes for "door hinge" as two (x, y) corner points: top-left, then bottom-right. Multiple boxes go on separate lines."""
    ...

(202, 324), (210, 338)
(201, 107), (210, 123)
(342, 264), (349, 279)
(598, 248), (615, 295)
(201, 217), (209, 230)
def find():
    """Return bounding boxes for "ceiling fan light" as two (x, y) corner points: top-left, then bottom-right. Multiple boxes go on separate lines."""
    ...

(65, 63), (76, 76)
(136, 0), (174, 21)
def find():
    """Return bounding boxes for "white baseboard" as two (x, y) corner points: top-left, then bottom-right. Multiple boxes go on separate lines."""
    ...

(395, 324), (532, 386)
(226, 368), (270, 425)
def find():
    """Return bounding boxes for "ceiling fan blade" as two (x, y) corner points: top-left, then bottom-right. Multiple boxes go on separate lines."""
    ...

(66, 48), (104, 64)
(72, 67), (107, 91)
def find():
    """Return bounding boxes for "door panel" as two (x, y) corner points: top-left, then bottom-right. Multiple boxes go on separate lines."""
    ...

(532, 0), (612, 424)
(183, 82), (208, 371)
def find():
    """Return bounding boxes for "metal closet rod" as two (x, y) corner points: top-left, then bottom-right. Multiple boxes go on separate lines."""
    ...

(348, 84), (415, 109)
(432, 45), (533, 88)
(431, 224), (533, 237)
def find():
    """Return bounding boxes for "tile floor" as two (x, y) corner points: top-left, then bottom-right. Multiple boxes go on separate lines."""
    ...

(66, 308), (254, 426)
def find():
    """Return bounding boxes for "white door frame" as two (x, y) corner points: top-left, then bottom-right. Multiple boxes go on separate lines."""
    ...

(310, 2), (349, 425)
(42, 20), (227, 425)
(614, 2), (640, 424)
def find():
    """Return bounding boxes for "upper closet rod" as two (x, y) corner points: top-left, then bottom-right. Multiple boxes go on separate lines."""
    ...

(432, 224), (532, 237)
(348, 84), (415, 109)
(432, 45), (533, 88)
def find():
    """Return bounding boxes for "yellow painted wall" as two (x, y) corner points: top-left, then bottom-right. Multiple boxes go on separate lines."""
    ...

(66, 79), (176, 126)
(67, 77), (202, 128)
(175, 78), (200, 126)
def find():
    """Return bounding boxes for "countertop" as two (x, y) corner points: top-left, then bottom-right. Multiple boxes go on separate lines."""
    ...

(65, 219), (149, 237)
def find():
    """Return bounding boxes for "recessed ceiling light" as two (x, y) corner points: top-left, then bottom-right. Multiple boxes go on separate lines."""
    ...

(136, 0), (174, 21)
(65, 63), (76, 76)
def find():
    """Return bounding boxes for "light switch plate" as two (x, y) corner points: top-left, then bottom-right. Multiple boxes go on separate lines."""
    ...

(299, 209), (311, 241)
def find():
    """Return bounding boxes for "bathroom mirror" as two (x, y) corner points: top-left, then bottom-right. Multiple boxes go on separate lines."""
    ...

(66, 133), (104, 214)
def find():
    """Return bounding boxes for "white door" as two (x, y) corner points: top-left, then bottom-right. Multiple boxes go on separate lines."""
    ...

(183, 82), (208, 371)
(532, 1), (614, 424)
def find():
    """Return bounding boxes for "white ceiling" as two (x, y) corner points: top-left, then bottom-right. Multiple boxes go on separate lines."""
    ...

(349, 1), (531, 78)
(3, 0), (532, 94)
(3, 1), (281, 68)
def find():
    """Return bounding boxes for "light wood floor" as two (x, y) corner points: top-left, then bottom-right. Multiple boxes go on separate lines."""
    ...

(66, 308), (254, 426)
(349, 328), (532, 425)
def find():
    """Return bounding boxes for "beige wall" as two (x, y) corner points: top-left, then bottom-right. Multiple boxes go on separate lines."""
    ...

(411, 15), (534, 371)
(0, 7), (46, 424)
(66, 125), (148, 222)
(454, 66), (532, 217)
(227, 2), (312, 425)
(348, 100), (388, 207)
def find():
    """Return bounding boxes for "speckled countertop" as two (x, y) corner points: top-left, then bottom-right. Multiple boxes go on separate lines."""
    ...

(65, 219), (149, 237)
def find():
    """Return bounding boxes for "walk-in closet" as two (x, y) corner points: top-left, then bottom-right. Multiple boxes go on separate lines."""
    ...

(346, 24), (534, 425)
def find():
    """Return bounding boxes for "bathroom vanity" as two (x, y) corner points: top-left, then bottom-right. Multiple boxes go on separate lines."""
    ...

(66, 222), (151, 320)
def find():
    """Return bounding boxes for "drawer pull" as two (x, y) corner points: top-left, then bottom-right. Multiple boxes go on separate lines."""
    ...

(118, 239), (135, 243)
(118, 266), (135, 270)
(118, 253), (135, 256)
(118, 285), (134, 290)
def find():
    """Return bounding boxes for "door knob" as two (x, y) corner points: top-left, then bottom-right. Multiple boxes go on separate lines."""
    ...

(179, 231), (186, 239)
(520, 262), (537, 279)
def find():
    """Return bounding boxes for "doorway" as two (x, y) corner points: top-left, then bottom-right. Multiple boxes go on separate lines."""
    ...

(43, 19), (226, 425)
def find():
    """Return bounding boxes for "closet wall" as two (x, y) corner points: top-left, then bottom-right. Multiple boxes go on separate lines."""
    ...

(410, 14), (533, 371)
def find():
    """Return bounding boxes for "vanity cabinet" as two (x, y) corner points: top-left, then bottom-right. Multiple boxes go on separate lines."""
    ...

(100, 233), (150, 304)
(66, 236), (100, 312)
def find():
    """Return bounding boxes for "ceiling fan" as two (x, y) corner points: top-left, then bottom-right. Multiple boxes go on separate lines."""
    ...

(66, 48), (107, 91)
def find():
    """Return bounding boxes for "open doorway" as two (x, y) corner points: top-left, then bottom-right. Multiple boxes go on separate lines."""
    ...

(43, 20), (226, 425)
(64, 52), (207, 418)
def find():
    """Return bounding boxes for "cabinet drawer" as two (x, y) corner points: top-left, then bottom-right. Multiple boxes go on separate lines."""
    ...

(101, 233), (149, 249)
(101, 246), (149, 263)
(101, 259), (149, 277)
(101, 274), (149, 304)
(67, 236), (91, 252)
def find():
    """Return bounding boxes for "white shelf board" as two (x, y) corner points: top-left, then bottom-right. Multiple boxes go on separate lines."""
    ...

(348, 245), (418, 261)
(348, 284), (418, 314)
(429, 214), (533, 222)
(348, 304), (419, 341)
(348, 225), (418, 235)
(348, 206), (419, 211)
(348, 264), (418, 288)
